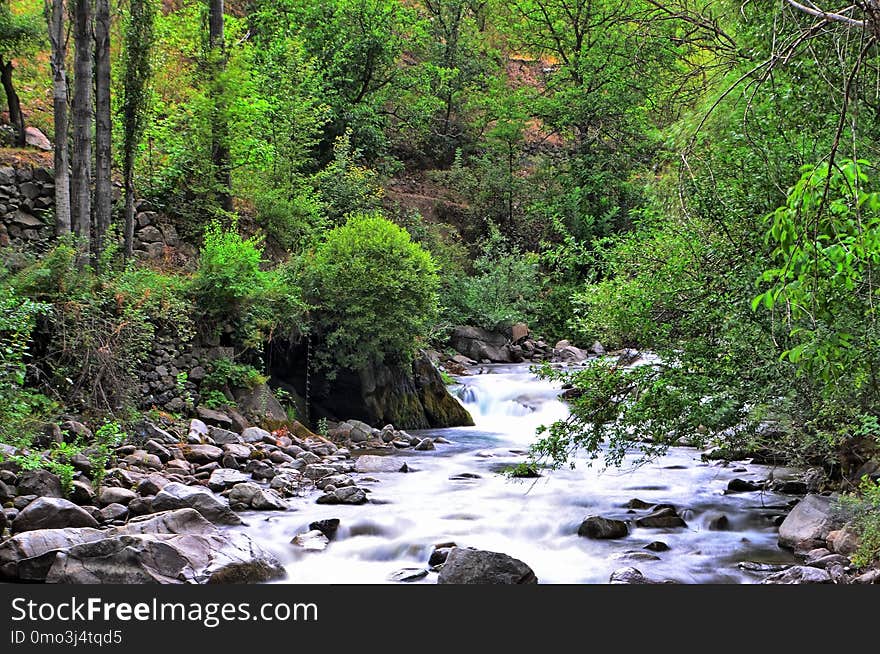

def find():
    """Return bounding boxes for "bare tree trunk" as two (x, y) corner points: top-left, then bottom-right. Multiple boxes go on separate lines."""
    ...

(209, 0), (232, 213)
(94, 0), (111, 256)
(71, 0), (93, 255)
(123, 168), (135, 258)
(0, 58), (25, 148)
(45, 0), (71, 236)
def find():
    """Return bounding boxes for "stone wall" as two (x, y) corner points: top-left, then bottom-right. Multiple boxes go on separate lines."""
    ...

(0, 165), (54, 248)
(0, 163), (186, 259)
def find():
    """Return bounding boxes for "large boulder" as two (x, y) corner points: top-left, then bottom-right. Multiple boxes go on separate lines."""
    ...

(778, 494), (840, 549)
(233, 383), (287, 423)
(16, 469), (63, 499)
(450, 326), (512, 363)
(44, 532), (286, 584)
(151, 482), (242, 525)
(355, 455), (410, 473)
(412, 352), (474, 427)
(609, 567), (662, 584)
(437, 547), (537, 584)
(762, 566), (832, 584)
(0, 527), (107, 581)
(578, 516), (629, 539)
(11, 497), (99, 534)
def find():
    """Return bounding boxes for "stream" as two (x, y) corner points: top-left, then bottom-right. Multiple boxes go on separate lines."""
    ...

(236, 363), (799, 583)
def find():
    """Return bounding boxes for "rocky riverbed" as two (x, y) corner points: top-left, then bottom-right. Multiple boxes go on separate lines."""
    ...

(1, 364), (877, 584)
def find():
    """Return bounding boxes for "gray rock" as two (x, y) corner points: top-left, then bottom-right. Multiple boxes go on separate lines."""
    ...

(303, 464), (336, 481)
(297, 451), (322, 465)
(727, 478), (763, 493)
(123, 452), (164, 470)
(0, 527), (107, 581)
(195, 407), (233, 429)
(826, 526), (860, 556)
(778, 494), (840, 549)
(208, 468), (250, 492)
(189, 419), (209, 442)
(388, 568), (428, 582)
(291, 530), (330, 551)
(609, 567), (663, 584)
(241, 427), (271, 444)
(414, 438), (435, 451)
(17, 469), (63, 499)
(99, 487), (138, 507)
(335, 486), (367, 505)
(208, 426), (241, 445)
(181, 444), (223, 464)
(137, 473), (169, 496)
(578, 516), (629, 539)
(309, 519), (340, 538)
(762, 565), (832, 584)
(246, 460), (276, 481)
(355, 455), (410, 473)
(233, 384), (287, 423)
(635, 506), (687, 529)
(98, 503), (129, 523)
(438, 547), (537, 584)
(45, 531), (285, 584)
(223, 443), (252, 460)
(228, 483), (287, 511)
(151, 482), (242, 525)
(12, 498), (99, 533)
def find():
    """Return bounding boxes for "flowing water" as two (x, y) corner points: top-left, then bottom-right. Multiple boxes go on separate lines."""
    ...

(236, 363), (799, 583)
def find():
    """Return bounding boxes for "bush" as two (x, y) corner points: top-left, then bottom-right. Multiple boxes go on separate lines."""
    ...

(837, 477), (880, 567)
(300, 211), (439, 370)
(193, 219), (308, 349)
(440, 227), (542, 332)
(255, 188), (328, 253)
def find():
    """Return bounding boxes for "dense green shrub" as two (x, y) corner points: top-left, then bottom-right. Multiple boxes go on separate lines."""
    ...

(440, 227), (542, 332)
(300, 211), (439, 370)
(837, 478), (880, 567)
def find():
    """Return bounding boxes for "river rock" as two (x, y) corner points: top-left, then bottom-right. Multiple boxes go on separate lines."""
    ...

(16, 469), (63, 499)
(355, 455), (410, 473)
(778, 494), (840, 549)
(826, 526), (860, 556)
(414, 438), (435, 451)
(208, 468), (250, 492)
(609, 567), (662, 584)
(98, 503), (129, 523)
(99, 487), (137, 507)
(45, 531), (285, 584)
(578, 516), (629, 539)
(291, 530), (329, 551)
(189, 418), (209, 442)
(69, 479), (95, 505)
(181, 444), (223, 464)
(151, 482), (241, 525)
(644, 541), (670, 552)
(0, 527), (107, 581)
(450, 326), (512, 363)
(727, 478), (763, 493)
(437, 547), (537, 584)
(388, 567), (428, 582)
(635, 506), (687, 528)
(624, 498), (654, 509)
(12, 498), (99, 533)
(761, 565), (832, 584)
(309, 518), (340, 538)
(241, 427), (272, 444)
(208, 426), (241, 445)
(316, 486), (367, 505)
(137, 473), (169, 496)
(228, 483), (287, 510)
(195, 407), (233, 429)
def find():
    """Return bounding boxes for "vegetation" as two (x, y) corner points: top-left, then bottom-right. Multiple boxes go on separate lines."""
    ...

(0, 0), (879, 554)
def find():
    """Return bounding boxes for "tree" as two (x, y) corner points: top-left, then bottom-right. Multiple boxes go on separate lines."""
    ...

(44, 0), (71, 235)
(119, 0), (156, 258)
(208, 0), (232, 213)
(300, 212), (439, 371)
(0, 0), (41, 148)
(93, 0), (111, 254)
(70, 0), (92, 252)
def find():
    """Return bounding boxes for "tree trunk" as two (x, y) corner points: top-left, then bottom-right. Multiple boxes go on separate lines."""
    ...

(94, 0), (111, 256)
(208, 0), (232, 213)
(71, 0), (93, 255)
(45, 0), (71, 236)
(0, 58), (25, 148)
(123, 166), (135, 258)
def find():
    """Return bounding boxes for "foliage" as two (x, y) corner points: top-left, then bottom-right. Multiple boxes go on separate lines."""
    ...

(300, 212), (439, 370)
(203, 357), (268, 393)
(837, 477), (880, 567)
(441, 226), (542, 332)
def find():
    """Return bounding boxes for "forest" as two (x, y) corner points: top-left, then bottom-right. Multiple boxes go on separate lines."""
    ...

(0, 0), (879, 582)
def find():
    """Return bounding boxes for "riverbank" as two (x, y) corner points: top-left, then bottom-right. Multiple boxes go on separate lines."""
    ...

(1, 364), (878, 584)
